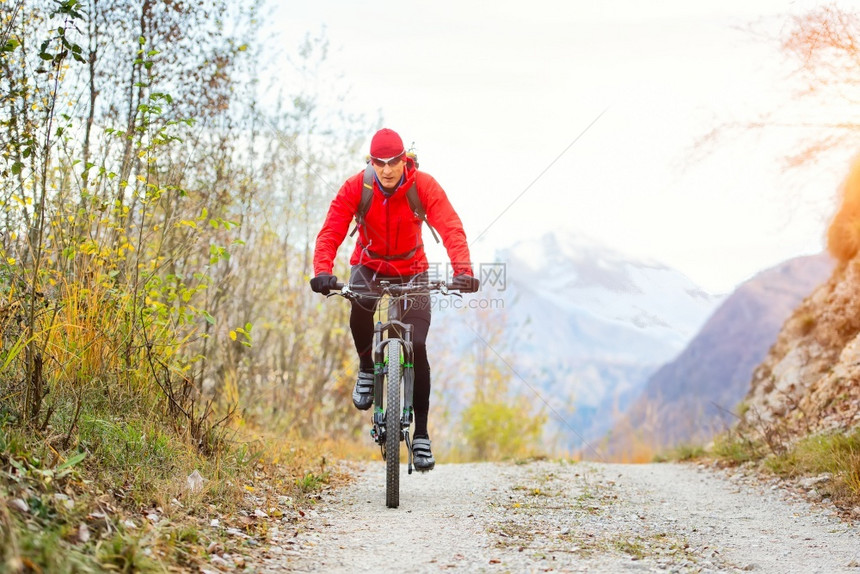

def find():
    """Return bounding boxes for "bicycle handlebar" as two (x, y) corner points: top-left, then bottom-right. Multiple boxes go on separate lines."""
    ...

(330, 280), (460, 298)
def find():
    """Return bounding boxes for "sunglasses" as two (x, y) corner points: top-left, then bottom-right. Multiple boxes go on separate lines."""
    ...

(370, 154), (405, 168)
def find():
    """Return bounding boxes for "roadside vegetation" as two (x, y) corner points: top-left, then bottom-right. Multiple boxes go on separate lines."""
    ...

(0, 2), (547, 570)
(0, 0), (367, 570)
(709, 424), (860, 512)
(648, 423), (860, 513)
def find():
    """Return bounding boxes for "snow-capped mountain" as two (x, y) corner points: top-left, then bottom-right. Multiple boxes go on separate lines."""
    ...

(502, 232), (718, 360)
(452, 231), (723, 451)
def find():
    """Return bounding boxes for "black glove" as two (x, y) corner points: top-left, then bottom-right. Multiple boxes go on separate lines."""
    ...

(310, 273), (338, 295)
(451, 274), (480, 293)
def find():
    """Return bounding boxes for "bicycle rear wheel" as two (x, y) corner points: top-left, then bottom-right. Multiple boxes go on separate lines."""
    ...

(385, 340), (402, 509)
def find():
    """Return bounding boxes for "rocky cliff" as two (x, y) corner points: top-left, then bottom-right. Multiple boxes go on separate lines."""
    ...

(741, 156), (860, 440)
(741, 258), (860, 437)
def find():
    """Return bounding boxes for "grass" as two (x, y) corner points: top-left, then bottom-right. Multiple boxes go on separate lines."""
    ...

(0, 268), (371, 572)
(652, 443), (707, 463)
(0, 404), (354, 573)
(765, 429), (860, 507)
(710, 432), (764, 464)
(96, 532), (160, 573)
(296, 470), (331, 493)
(612, 536), (647, 560)
(707, 423), (860, 512)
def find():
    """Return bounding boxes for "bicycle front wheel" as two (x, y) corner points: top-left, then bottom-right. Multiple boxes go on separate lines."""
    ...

(385, 339), (402, 509)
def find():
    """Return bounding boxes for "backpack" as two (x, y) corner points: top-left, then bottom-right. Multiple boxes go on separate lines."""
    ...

(349, 160), (441, 245)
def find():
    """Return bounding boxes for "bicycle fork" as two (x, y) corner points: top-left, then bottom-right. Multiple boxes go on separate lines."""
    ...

(369, 320), (417, 473)
(403, 358), (415, 474)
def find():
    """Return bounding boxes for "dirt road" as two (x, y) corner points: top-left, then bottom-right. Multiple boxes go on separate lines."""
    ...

(250, 460), (859, 573)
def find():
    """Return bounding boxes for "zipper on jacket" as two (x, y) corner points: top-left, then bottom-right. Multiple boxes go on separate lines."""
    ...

(395, 217), (401, 254)
(385, 195), (391, 258)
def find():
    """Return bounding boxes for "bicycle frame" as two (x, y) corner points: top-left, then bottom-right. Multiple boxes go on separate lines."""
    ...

(328, 279), (458, 506)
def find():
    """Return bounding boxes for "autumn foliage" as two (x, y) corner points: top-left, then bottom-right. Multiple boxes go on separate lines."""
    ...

(827, 156), (860, 262)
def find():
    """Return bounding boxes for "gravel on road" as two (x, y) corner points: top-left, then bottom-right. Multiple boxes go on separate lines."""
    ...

(243, 459), (860, 573)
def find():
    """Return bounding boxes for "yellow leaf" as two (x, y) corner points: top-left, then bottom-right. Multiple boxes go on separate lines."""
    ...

(244, 485), (255, 492)
(229, 331), (237, 341)
(6, 257), (15, 265)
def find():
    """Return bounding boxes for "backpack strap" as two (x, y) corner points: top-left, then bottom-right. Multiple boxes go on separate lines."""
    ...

(405, 182), (440, 244)
(349, 164), (376, 237)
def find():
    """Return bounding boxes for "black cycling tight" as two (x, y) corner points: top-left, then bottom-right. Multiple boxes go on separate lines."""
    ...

(348, 265), (432, 438)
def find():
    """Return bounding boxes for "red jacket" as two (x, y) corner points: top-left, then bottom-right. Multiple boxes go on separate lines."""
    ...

(313, 159), (474, 278)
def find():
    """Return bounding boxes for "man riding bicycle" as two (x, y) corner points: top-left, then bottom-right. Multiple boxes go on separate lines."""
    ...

(310, 128), (479, 471)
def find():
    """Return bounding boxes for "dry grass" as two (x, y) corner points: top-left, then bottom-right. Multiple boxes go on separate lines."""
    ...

(766, 428), (860, 509)
(0, 414), (367, 573)
(653, 443), (707, 463)
(612, 440), (660, 464)
(599, 401), (665, 463)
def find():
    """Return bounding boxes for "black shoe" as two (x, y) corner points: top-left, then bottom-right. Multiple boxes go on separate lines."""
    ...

(352, 371), (374, 411)
(412, 437), (435, 471)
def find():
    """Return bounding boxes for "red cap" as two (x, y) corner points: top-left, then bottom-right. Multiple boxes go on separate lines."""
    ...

(370, 128), (405, 159)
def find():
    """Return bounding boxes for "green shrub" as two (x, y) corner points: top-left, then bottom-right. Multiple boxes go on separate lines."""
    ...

(711, 432), (762, 464)
(766, 429), (860, 507)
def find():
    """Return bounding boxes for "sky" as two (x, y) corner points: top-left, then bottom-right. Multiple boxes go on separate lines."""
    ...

(270, 0), (857, 293)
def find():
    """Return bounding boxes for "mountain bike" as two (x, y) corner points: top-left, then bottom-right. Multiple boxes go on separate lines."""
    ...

(330, 279), (459, 508)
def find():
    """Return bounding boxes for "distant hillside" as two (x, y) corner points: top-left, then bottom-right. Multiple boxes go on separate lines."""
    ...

(489, 232), (722, 448)
(607, 253), (834, 457)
